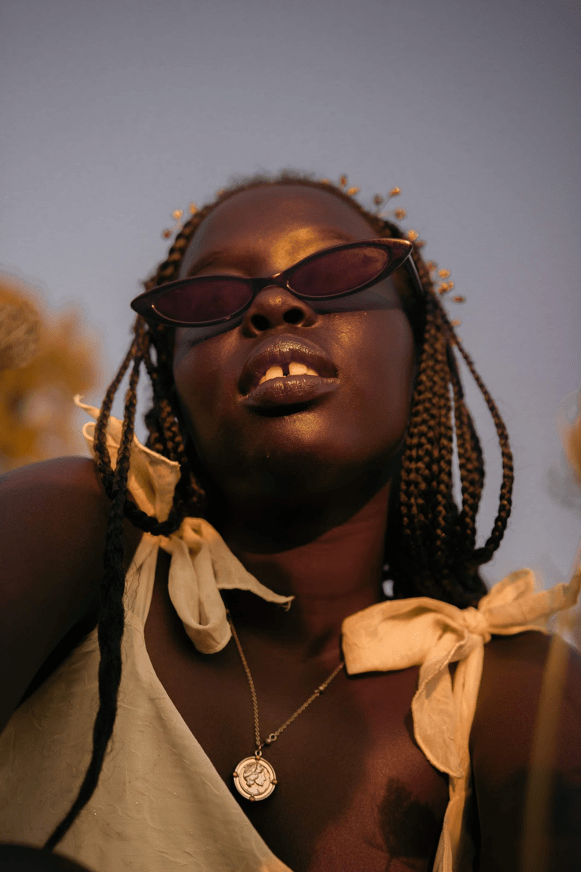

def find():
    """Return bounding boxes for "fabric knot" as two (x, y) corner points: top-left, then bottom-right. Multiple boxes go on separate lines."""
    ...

(76, 397), (181, 522)
(77, 399), (293, 654)
(341, 565), (581, 789)
(459, 606), (491, 643)
(161, 518), (292, 654)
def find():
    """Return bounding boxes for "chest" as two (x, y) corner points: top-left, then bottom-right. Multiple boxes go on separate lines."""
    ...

(143, 556), (449, 871)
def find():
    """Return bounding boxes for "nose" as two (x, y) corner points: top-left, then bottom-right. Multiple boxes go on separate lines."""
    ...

(241, 285), (318, 336)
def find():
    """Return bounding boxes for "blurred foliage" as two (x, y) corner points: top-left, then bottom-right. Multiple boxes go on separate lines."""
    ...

(557, 388), (581, 651)
(0, 273), (100, 472)
(561, 390), (581, 485)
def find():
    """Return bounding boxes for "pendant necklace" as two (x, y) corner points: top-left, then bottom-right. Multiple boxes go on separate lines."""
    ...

(226, 610), (344, 801)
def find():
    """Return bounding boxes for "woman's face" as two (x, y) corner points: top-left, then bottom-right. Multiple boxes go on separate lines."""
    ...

(172, 185), (416, 510)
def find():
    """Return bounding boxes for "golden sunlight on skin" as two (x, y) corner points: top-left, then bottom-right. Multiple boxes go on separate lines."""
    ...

(173, 186), (415, 546)
(2, 182), (580, 872)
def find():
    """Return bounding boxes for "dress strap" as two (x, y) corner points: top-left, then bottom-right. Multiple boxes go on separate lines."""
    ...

(123, 533), (161, 626)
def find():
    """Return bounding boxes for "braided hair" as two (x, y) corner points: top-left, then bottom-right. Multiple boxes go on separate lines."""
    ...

(44, 170), (513, 850)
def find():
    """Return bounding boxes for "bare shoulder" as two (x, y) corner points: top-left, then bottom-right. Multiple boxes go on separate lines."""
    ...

(0, 457), (141, 733)
(1, 456), (111, 589)
(470, 630), (581, 870)
(1, 454), (106, 512)
(474, 631), (581, 761)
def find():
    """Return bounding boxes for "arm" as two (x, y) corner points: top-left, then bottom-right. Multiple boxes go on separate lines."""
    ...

(471, 630), (581, 871)
(0, 456), (141, 734)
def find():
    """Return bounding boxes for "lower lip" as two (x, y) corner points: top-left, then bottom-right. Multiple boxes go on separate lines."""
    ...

(241, 375), (339, 408)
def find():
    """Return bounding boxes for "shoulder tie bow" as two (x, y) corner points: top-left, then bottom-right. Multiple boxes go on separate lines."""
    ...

(342, 567), (581, 777)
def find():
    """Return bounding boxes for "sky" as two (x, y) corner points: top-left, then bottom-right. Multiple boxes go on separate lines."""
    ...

(1, 0), (580, 590)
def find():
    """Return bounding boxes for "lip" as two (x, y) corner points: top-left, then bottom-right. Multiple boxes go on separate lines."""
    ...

(242, 374), (339, 408)
(239, 335), (339, 408)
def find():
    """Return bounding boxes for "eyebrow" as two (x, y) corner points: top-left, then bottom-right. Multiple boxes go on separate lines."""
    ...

(186, 230), (362, 277)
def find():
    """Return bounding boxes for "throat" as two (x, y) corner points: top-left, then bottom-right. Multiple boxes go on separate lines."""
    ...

(225, 525), (383, 663)
(221, 497), (391, 658)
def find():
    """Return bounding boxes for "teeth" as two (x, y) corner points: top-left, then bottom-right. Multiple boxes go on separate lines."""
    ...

(288, 362), (320, 376)
(259, 365), (284, 385)
(258, 362), (320, 385)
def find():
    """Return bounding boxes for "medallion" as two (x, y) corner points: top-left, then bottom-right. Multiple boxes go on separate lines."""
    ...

(233, 755), (277, 801)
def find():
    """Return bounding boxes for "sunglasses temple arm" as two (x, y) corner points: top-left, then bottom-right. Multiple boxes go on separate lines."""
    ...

(402, 256), (425, 298)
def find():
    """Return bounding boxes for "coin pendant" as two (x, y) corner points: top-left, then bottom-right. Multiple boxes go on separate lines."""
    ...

(233, 756), (277, 801)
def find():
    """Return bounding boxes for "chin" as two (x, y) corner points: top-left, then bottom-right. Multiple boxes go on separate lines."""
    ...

(204, 434), (400, 516)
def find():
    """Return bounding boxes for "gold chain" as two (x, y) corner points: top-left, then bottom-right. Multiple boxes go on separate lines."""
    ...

(226, 611), (344, 756)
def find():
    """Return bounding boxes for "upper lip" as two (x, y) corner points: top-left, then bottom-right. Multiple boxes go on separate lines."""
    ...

(239, 335), (338, 395)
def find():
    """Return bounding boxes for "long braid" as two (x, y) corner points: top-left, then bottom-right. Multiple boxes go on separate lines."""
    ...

(45, 340), (143, 849)
(448, 350), (485, 553)
(382, 239), (487, 604)
(399, 304), (442, 572)
(92, 338), (137, 498)
(396, 297), (462, 601)
(430, 324), (455, 582)
(143, 350), (205, 514)
(452, 329), (514, 562)
(45, 171), (514, 848)
(45, 323), (190, 848)
(427, 288), (512, 568)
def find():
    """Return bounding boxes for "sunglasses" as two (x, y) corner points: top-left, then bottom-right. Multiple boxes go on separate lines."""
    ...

(131, 238), (417, 328)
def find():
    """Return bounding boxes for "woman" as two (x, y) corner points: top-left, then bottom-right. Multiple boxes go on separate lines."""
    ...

(1, 173), (580, 871)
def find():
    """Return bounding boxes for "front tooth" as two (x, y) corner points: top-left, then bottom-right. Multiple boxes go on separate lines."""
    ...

(306, 367), (318, 376)
(258, 364), (284, 385)
(288, 362), (308, 376)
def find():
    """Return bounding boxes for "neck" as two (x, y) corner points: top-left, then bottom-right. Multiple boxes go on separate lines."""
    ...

(219, 483), (391, 662)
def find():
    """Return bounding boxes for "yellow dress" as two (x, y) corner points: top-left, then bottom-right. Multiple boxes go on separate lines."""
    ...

(0, 401), (579, 872)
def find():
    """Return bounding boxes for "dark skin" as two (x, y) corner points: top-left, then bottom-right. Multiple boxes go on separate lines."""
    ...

(156, 185), (449, 871)
(173, 186), (417, 643)
(1, 184), (580, 871)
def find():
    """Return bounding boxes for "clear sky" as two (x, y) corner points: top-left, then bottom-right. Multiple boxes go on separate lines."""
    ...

(1, 0), (580, 590)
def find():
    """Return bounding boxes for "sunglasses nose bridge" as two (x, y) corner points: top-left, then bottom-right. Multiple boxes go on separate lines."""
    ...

(241, 276), (318, 335)
(252, 272), (290, 293)
(246, 273), (302, 309)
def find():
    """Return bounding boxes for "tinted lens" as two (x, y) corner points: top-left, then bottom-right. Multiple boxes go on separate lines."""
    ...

(289, 246), (389, 297)
(153, 277), (253, 323)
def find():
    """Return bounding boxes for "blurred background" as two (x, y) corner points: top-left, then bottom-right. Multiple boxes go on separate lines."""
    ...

(1, 0), (580, 592)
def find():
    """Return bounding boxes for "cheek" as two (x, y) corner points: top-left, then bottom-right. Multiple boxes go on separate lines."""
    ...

(372, 340), (416, 449)
(172, 331), (230, 444)
(384, 330), (416, 418)
(170, 312), (416, 485)
(335, 311), (416, 429)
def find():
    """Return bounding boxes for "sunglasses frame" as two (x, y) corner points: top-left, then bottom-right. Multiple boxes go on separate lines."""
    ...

(131, 238), (420, 328)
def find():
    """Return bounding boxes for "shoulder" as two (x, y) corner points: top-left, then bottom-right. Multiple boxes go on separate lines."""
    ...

(0, 454), (144, 557)
(0, 456), (142, 732)
(470, 630), (581, 869)
(0, 456), (113, 578)
(474, 631), (581, 757)
(1, 454), (106, 508)
(0, 453), (110, 556)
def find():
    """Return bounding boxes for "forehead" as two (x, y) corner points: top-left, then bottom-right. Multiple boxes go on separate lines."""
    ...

(179, 184), (378, 277)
